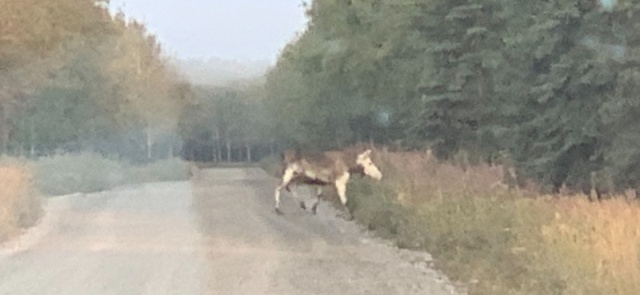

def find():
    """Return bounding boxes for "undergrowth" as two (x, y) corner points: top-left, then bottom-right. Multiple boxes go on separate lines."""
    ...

(0, 153), (188, 244)
(32, 153), (189, 196)
(0, 162), (42, 243)
(348, 150), (640, 295)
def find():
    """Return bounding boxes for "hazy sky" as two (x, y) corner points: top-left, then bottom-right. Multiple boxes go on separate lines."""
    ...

(109, 0), (308, 62)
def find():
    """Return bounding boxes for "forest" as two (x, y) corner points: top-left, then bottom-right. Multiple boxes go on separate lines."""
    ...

(4, 0), (640, 196)
(3, 1), (640, 293)
(0, 0), (189, 163)
(258, 0), (640, 196)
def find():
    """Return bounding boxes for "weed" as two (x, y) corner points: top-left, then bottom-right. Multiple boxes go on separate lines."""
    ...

(349, 150), (640, 295)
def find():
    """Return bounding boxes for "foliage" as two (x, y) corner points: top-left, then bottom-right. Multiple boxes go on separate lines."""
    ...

(178, 83), (273, 162)
(32, 153), (126, 195)
(126, 157), (190, 184)
(263, 0), (640, 193)
(348, 151), (640, 294)
(0, 1), (189, 161)
(259, 154), (283, 178)
(31, 153), (188, 196)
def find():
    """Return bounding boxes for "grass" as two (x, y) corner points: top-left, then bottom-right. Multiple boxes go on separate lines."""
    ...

(31, 153), (189, 196)
(344, 149), (640, 295)
(0, 153), (189, 243)
(259, 154), (282, 178)
(0, 162), (42, 243)
(125, 157), (191, 185)
(540, 197), (640, 294)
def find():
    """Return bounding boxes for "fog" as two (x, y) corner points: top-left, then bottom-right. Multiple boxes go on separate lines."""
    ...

(108, 0), (308, 63)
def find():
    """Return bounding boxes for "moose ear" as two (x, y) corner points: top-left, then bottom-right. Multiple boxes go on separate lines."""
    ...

(362, 149), (372, 157)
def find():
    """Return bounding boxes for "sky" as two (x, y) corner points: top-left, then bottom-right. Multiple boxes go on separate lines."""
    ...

(109, 0), (309, 63)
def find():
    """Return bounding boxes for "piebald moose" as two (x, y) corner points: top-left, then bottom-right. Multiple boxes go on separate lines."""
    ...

(274, 148), (382, 219)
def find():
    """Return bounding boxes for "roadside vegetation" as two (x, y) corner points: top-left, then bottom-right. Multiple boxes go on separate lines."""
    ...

(0, 163), (41, 243)
(0, 1), (191, 241)
(0, 153), (188, 243)
(32, 153), (188, 196)
(259, 154), (282, 178)
(261, 148), (640, 294)
(346, 150), (640, 295)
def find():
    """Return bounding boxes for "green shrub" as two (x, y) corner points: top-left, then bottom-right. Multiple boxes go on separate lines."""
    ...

(350, 178), (567, 294)
(126, 158), (189, 185)
(259, 154), (282, 178)
(32, 153), (125, 195)
(347, 151), (568, 294)
(32, 153), (188, 196)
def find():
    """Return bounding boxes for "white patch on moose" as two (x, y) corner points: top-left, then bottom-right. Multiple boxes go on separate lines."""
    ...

(357, 150), (383, 180)
(274, 148), (383, 217)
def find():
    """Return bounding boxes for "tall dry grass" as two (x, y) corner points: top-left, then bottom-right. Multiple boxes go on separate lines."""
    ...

(542, 197), (640, 294)
(0, 164), (42, 242)
(348, 149), (640, 295)
(0, 154), (189, 245)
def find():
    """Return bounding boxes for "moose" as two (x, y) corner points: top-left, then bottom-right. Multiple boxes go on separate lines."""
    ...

(274, 148), (383, 219)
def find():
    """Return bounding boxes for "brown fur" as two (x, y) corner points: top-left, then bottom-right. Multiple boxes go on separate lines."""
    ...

(281, 148), (365, 187)
(275, 147), (380, 218)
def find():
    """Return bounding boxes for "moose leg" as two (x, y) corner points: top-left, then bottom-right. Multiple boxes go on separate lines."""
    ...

(274, 185), (284, 215)
(275, 167), (295, 215)
(289, 186), (306, 210)
(335, 172), (352, 220)
(311, 187), (323, 215)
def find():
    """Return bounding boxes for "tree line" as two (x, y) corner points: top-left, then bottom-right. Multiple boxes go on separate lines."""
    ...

(178, 82), (275, 163)
(262, 0), (640, 195)
(9, 0), (640, 195)
(0, 0), (190, 162)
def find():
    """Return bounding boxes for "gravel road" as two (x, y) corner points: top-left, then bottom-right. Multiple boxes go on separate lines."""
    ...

(0, 167), (463, 295)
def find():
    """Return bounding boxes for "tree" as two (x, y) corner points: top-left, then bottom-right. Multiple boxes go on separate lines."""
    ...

(262, 0), (640, 195)
(2, 2), (188, 161)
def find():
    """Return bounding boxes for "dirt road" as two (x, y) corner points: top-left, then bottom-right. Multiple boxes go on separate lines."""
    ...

(0, 168), (462, 295)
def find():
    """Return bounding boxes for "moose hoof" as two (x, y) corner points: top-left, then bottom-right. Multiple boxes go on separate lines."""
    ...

(311, 207), (318, 215)
(274, 208), (283, 215)
(300, 202), (307, 210)
(337, 211), (353, 221)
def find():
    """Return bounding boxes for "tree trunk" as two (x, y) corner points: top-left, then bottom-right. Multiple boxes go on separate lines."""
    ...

(226, 140), (231, 162)
(215, 128), (222, 162)
(0, 106), (7, 155)
(28, 122), (35, 158)
(246, 144), (252, 162)
(146, 126), (152, 160)
(211, 128), (218, 163)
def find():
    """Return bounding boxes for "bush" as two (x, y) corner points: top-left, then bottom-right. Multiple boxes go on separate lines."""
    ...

(31, 153), (188, 196)
(540, 198), (640, 294)
(348, 150), (640, 295)
(259, 154), (282, 178)
(126, 157), (190, 185)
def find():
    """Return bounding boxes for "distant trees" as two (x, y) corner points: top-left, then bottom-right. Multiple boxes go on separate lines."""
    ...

(178, 83), (272, 162)
(263, 0), (640, 195)
(0, 0), (189, 161)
